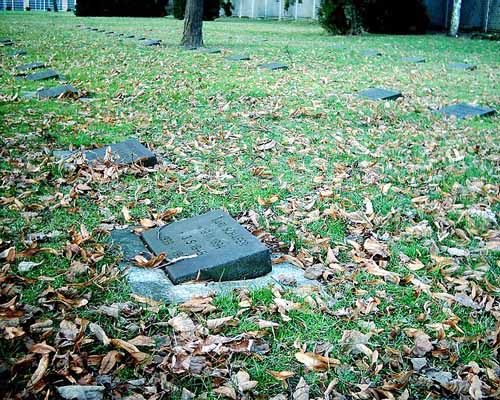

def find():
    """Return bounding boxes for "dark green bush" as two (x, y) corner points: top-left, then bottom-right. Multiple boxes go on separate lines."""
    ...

(75, 0), (168, 17)
(363, 0), (429, 34)
(173, 0), (220, 21)
(319, 0), (429, 35)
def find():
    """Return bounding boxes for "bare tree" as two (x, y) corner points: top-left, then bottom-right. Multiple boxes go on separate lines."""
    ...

(181, 0), (204, 48)
(448, 0), (462, 36)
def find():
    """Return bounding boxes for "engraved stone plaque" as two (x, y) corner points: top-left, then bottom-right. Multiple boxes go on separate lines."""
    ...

(225, 54), (250, 61)
(0, 38), (14, 46)
(448, 63), (476, 71)
(25, 69), (60, 81)
(362, 50), (382, 57)
(141, 210), (272, 284)
(8, 49), (27, 57)
(54, 138), (157, 167)
(15, 62), (46, 72)
(402, 56), (426, 63)
(143, 39), (161, 46)
(437, 103), (495, 119)
(358, 88), (402, 101)
(258, 62), (288, 71)
(35, 84), (79, 99)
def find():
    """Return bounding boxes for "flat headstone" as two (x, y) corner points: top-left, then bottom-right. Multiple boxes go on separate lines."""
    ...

(90, 28), (98, 31)
(362, 50), (382, 57)
(105, 31), (114, 35)
(437, 103), (495, 119)
(448, 63), (477, 71)
(140, 210), (272, 284)
(137, 37), (146, 41)
(125, 35), (135, 39)
(258, 62), (288, 71)
(402, 56), (426, 63)
(33, 84), (79, 99)
(143, 39), (161, 46)
(8, 49), (27, 56)
(0, 39), (14, 46)
(111, 229), (320, 303)
(199, 47), (221, 54)
(15, 62), (46, 72)
(25, 69), (60, 81)
(358, 88), (402, 101)
(225, 54), (250, 61)
(97, 29), (106, 33)
(54, 138), (157, 167)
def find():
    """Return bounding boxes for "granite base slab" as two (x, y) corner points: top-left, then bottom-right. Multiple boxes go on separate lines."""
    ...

(111, 228), (319, 303)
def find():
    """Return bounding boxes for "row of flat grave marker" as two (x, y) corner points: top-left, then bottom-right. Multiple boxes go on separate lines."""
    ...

(110, 209), (317, 303)
(357, 87), (495, 119)
(81, 26), (162, 47)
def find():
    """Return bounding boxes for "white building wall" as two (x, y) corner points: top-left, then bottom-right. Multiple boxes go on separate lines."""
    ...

(232, 0), (319, 20)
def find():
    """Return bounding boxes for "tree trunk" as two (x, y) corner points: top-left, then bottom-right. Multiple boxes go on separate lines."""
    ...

(52, 0), (58, 12)
(181, 0), (204, 48)
(448, 0), (462, 36)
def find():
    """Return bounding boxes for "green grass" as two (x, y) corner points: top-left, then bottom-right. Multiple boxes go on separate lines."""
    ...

(0, 11), (499, 399)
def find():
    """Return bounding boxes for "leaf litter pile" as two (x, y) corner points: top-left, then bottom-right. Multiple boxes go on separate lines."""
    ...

(1, 13), (499, 400)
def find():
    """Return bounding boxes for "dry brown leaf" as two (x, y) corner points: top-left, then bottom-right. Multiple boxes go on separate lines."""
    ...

(269, 370), (295, 381)
(89, 322), (111, 346)
(293, 377), (309, 400)
(99, 350), (120, 374)
(206, 316), (238, 330)
(28, 354), (49, 388)
(295, 352), (340, 371)
(168, 313), (196, 334)
(30, 342), (56, 354)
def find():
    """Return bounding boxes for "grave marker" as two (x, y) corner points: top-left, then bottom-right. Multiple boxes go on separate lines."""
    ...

(141, 210), (272, 284)
(200, 47), (221, 54)
(54, 138), (157, 167)
(358, 88), (402, 101)
(437, 103), (495, 119)
(25, 69), (60, 81)
(448, 63), (476, 70)
(15, 62), (46, 72)
(125, 35), (135, 39)
(362, 50), (382, 57)
(402, 56), (426, 63)
(143, 39), (161, 46)
(258, 62), (288, 71)
(1, 38), (14, 46)
(26, 84), (79, 99)
(225, 54), (250, 61)
(8, 49), (27, 56)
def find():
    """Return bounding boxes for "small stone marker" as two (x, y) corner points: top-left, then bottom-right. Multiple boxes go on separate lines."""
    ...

(1, 38), (14, 46)
(225, 54), (250, 61)
(15, 62), (46, 72)
(125, 35), (135, 39)
(200, 47), (221, 54)
(358, 88), (402, 101)
(25, 69), (60, 81)
(448, 63), (476, 70)
(8, 49), (27, 56)
(402, 56), (426, 63)
(106, 31), (114, 35)
(437, 103), (495, 119)
(137, 37), (146, 41)
(143, 39), (161, 46)
(55, 138), (157, 167)
(258, 62), (288, 71)
(140, 210), (272, 284)
(362, 50), (382, 57)
(34, 84), (79, 99)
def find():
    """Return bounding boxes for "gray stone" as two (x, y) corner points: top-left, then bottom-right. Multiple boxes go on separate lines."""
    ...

(411, 358), (427, 372)
(8, 49), (27, 56)
(199, 47), (221, 54)
(258, 62), (288, 71)
(0, 38), (14, 46)
(358, 88), (402, 101)
(15, 62), (46, 72)
(402, 56), (426, 63)
(34, 84), (79, 99)
(437, 103), (495, 119)
(111, 228), (320, 303)
(105, 31), (114, 35)
(225, 54), (250, 61)
(125, 35), (135, 38)
(54, 138), (157, 167)
(362, 50), (382, 57)
(90, 28), (98, 31)
(141, 210), (272, 284)
(137, 37), (146, 41)
(57, 385), (105, 400)
(24, 69), (60, 81)
(448, 62), (476, 70)
(143, 39), (161, 46)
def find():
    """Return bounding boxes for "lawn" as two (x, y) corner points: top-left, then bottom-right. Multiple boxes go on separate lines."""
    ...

(0, 11), (499, 400)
